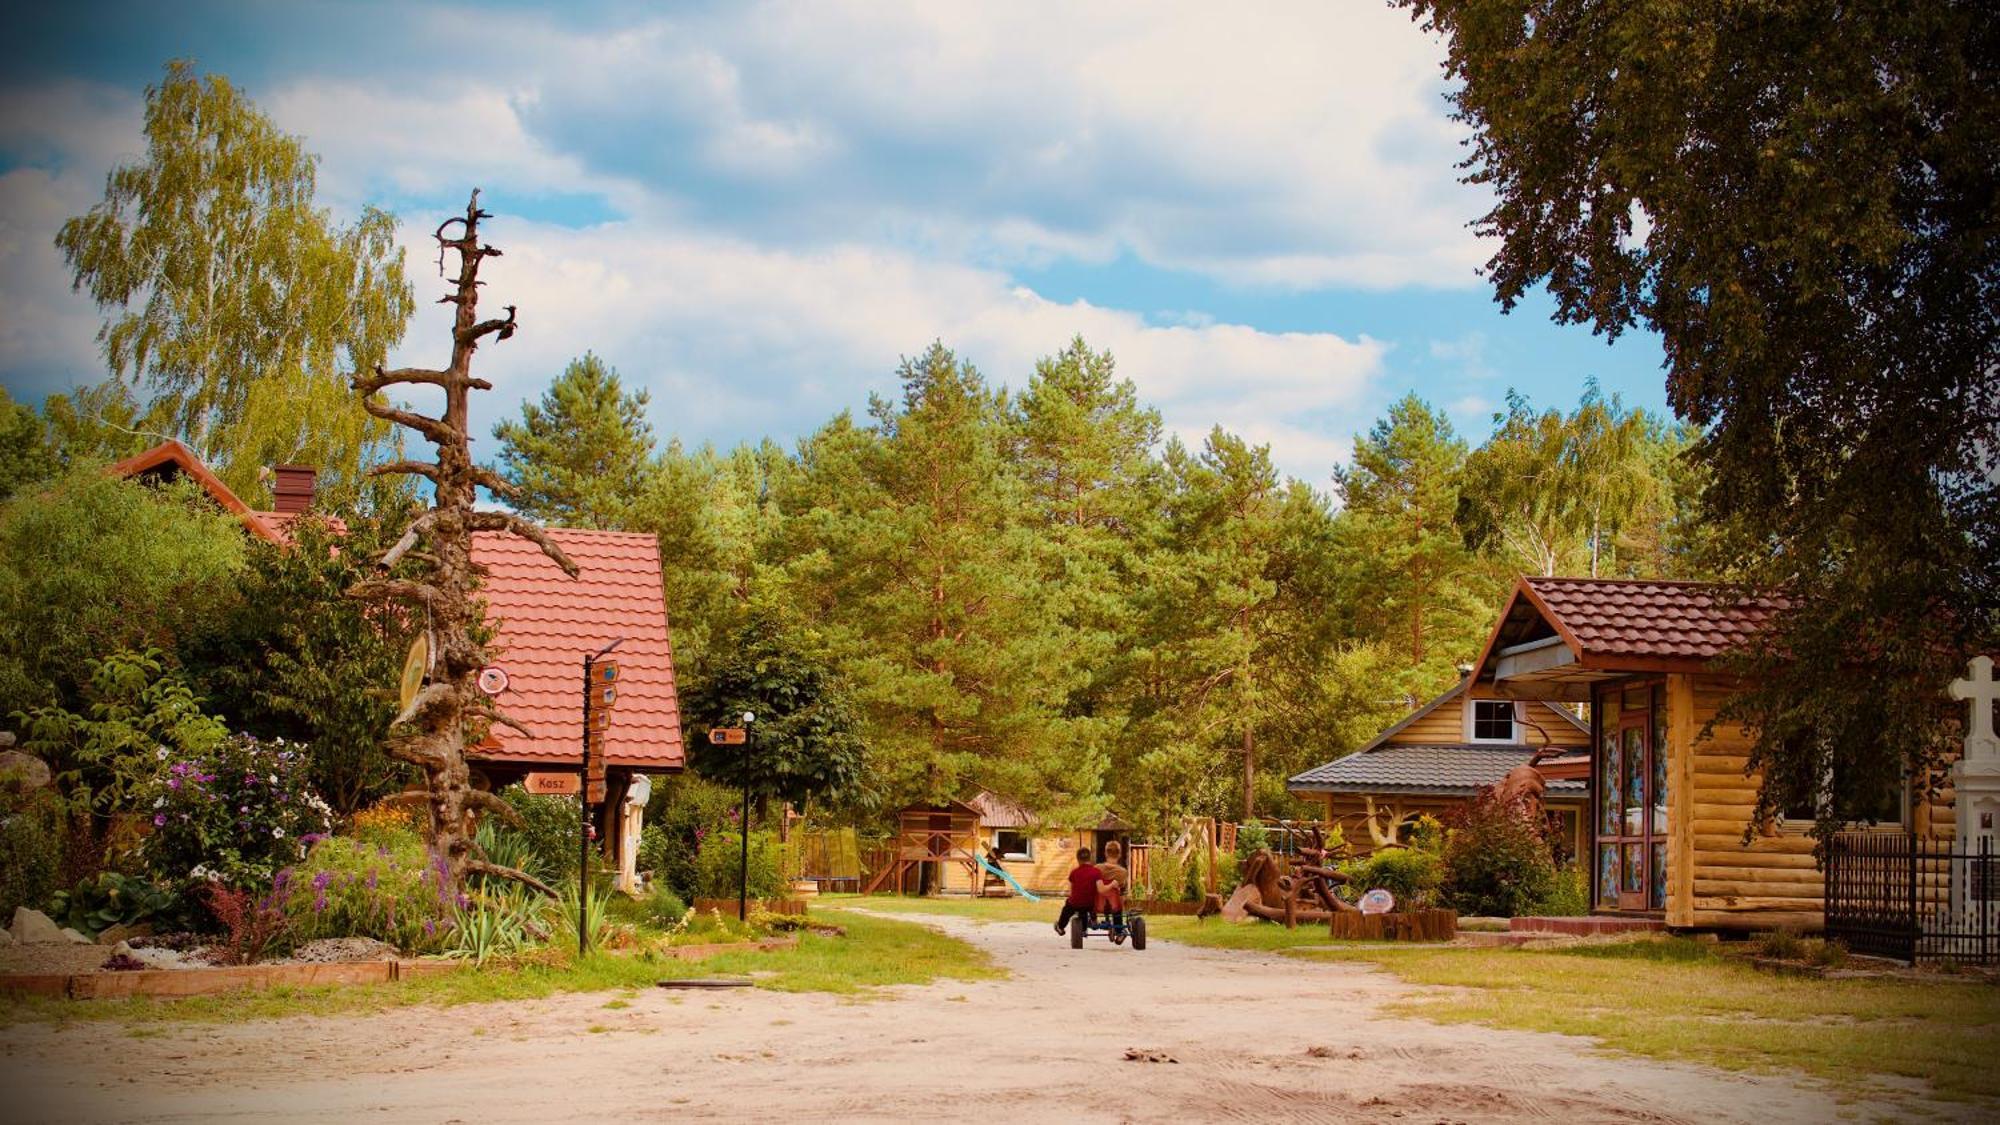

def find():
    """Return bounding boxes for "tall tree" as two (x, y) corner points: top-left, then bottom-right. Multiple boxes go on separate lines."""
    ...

(347, 192), (573, 892)
(56, 61), (413, 508)
(1334, 394), (1492, 689)
(1400, 0), (1999, 832)
(492, 352), (657, 528)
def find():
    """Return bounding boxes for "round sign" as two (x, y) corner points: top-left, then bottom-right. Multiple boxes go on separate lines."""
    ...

(1359, 888), (1395, 915)
(477, 667), (510, 696)
(398, 634), (429, 712)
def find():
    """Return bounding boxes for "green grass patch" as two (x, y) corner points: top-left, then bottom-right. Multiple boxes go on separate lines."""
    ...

(0, 909), (998, 1027)
(1288, 938), (2000, 1103)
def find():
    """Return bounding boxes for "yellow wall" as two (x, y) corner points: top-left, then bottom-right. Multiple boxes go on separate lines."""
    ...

(1384, 693), (1589, 751)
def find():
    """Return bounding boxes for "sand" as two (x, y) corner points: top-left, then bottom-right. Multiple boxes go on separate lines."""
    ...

(0, 911), (1966, 1123)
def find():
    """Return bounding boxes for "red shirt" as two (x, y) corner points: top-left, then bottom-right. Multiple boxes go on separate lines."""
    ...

(1066, 864), (1102, 907)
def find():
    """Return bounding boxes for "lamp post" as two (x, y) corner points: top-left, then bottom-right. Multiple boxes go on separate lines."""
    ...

(738, 710), (755, 923)
(580, 637), (625, 955)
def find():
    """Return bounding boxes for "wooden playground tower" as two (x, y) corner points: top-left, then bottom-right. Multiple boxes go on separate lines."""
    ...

(862, 800), (983, 895)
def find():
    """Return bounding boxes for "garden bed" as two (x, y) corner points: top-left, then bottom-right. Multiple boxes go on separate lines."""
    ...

(0, 957), (463, 1000)
(692, 897), (809, 917)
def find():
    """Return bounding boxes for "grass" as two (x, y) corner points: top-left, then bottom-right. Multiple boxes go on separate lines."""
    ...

(1289, 938), (2000, 1103)
(0, 908), (998, 1027)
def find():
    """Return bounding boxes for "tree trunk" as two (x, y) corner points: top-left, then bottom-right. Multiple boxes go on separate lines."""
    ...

(348, 191), (577, 892)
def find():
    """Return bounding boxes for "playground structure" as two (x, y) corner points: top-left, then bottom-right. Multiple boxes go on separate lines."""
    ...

(861, 801), (986, 896)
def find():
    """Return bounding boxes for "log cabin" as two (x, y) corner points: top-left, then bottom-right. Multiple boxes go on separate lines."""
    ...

(107, 441), (686, 885)
(1467, 576), (1956, 930)
(1286, 675), (1592, 861)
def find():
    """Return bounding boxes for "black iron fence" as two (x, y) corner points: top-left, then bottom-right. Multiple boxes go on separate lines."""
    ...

(1825, 832), (1997, 964)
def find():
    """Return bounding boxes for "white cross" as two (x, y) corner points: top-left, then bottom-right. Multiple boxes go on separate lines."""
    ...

(1950, 655), (1998, 746)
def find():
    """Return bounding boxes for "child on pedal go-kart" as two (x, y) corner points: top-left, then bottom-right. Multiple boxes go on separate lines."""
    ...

(1096, 839), (1129, 935)
(1055, 846), (1099, 936)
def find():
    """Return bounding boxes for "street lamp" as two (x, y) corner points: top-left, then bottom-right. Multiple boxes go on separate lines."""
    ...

(738, 711), (756, 923)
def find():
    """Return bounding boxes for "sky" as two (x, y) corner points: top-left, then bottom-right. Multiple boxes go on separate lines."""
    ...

(0, 0), (1670, 486)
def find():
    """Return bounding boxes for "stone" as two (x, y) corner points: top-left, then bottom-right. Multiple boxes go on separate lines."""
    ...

(61, 927), (94, 945)
(110, 941), (133, 958)
(0, 927), (13, 946)
(0, 749), (51, 790)
(9, 907), (67, 944)
(96, 921), (154, 946)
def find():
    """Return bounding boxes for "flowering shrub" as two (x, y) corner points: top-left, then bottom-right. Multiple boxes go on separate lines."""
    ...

(349, 800), (427, 846)
(283, 829), (458, 954)
(203, 876), (293, 964)
(1439, 792), (1558, 917)
(135, 733), (333, 888)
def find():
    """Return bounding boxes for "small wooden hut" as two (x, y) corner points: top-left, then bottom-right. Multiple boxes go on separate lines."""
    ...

(861, 800), (983, 895)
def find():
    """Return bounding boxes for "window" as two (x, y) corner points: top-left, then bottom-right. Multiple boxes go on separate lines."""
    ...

(1469, 699), (1517, 743)
(1780, 763), (1908, 830)
(993, 830), (1033, 860)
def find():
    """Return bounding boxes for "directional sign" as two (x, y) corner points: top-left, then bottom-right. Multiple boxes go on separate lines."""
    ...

(586, 778), (607, 804)
(591, 682), (618, 710)
(587, 730), (608, 763)
(593, 661), (620, 685)
(587, 706), (613, 732)
(524, 771), (580, 796)
(708, 727), (748, 745)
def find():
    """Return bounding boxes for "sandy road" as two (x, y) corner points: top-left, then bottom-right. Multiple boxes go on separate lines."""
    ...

(0, 911), (1951, 1123)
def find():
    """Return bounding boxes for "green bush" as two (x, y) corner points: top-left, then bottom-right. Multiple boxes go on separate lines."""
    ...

(642, 883), (689, 929)
(1235, 819), (1270, 865)
(48, 870), (198, 937)
(284, 830), (457, 954)
(645, 775), (742, 903)
(694, 830), (786, 900)
(1340, 847), (1445, 909)
(1528, 864), (1590, 916)
(0, 787), (63, 919)
(1439, 793), (1557, 917)
(497, 785), (582, 883)
(1146, 847), (1188, 902)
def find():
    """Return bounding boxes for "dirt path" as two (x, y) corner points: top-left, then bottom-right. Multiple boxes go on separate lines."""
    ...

(0, 912), (1950, 1123)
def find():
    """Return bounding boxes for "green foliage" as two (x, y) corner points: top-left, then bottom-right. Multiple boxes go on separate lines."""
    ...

(285, 831), (456, 954)
(684, 607), (865, 809)
(0, 472), (245, 717)
(1234, 819), (1270, 865)
(449, 885), (548, 965)
(1402, 0), (1999, 838)
(0, 387), (60, 505)
(48, 871), (196, 937)
(1340, 847), (1445, 910)
(644, 774), (742, 902)
(559, 883), (616, 948)
(14, 649), (229, 818)
(54, 60), (413, 508)
(641, 884), (689, 930)
(1529, 865), (1590, 917)
(185, 509), (419, 816)
(496, 785), (583, 884)
(0, 787), (63, 920)
(1439, 794), (1557, 917)
(1144, 846), (1187, 902)
(473, 817), (545, 884)
(492, 352), (658, 528)
(693, 830), (787, 900)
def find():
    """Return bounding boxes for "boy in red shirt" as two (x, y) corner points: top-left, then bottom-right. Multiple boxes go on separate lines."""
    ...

(1055, 846), (1101, 936)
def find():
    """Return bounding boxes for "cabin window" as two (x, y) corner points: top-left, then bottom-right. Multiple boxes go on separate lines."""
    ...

(1469, 699), (1517, 743)
(1782, 767), (1908, 829)
(993, 830), (1033, 860)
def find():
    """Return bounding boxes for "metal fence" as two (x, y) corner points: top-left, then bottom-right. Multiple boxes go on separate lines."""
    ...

(1825, 832), (1997, 964)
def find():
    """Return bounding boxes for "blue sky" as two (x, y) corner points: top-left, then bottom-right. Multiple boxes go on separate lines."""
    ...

(0, 1), (1668, 485)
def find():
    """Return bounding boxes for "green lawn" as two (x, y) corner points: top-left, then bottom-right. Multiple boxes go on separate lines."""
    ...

(0, 908), (1000, 1027)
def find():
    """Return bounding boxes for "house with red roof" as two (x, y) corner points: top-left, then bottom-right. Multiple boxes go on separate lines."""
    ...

(108, 441), (685, 872)
(1465, 576), (1954, 931)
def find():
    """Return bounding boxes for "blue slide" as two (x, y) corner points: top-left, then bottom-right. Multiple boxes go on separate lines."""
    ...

(974, 854), (1041, 901)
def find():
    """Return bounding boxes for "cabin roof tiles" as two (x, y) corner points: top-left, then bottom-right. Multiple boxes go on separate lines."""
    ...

(1288, 744), (1586, 798)
(1520, 577), (1786, 664)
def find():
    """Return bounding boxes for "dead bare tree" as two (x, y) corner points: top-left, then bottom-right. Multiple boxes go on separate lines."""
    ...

(349, 189), (573, 894)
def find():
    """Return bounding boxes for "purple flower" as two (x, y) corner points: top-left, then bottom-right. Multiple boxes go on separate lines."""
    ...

(366, 869), (379, 890)
(313, 889), (328, 912)
(153, 814), (166, 827)
(312, 870), (333, 891)
(168, 778), (181, 790)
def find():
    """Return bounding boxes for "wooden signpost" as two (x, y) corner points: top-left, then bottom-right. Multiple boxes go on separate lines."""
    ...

(708, 727), (747, 745)
(524, 772), (580, 796)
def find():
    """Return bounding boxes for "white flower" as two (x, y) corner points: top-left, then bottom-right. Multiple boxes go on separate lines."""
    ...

(155, 748), (169, 760)
(153, 797), (164, 808)
(273, 827), (286, 839)
(268, 774), (278, 785)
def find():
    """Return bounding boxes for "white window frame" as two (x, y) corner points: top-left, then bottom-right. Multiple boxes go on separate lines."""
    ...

(993, 829), (1034, 861)
(1466, 698), (1521, 745)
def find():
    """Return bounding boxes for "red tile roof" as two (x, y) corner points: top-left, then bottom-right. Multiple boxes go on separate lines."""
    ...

(468, 528), (684, 771)
(1521, 577), (1786, 664)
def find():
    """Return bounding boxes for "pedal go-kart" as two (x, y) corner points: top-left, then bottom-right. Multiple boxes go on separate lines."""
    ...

(1066, 908), (1146, 950)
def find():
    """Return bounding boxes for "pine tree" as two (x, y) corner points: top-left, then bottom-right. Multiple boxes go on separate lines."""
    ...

(492, 352), (656, 528)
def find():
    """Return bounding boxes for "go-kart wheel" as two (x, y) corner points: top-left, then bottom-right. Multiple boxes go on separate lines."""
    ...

(1130, 915), (1147, 950)
(1070, 917), (1086, 948)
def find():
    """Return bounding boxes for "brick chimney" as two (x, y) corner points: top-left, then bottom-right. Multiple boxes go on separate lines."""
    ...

(272, 465), (318, 514)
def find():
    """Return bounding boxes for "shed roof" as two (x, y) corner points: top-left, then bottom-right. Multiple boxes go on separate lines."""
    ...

(1287, 744), (1586, 799)
(1471, 576), (1786, 698)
